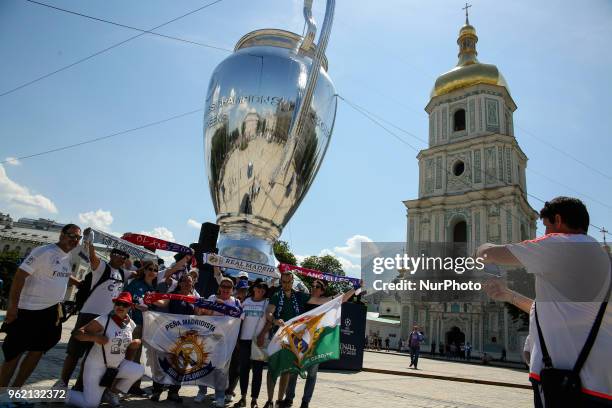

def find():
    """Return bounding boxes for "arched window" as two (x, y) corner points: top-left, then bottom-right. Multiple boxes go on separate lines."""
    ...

(453, 109), (466, 131)
(453, 221), (467, 243)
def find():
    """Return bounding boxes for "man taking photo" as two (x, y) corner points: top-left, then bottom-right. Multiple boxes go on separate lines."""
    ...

(477, 197), (611, 407)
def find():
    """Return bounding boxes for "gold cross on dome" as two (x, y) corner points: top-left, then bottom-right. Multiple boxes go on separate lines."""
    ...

(462, 3), (472, 24)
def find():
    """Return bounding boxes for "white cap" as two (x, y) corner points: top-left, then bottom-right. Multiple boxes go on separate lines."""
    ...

(237, 271), (249, 279)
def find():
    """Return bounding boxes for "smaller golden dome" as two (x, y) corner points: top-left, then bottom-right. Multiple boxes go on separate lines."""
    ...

(431, 22), (510, 98)
(459, 23), (476, 36)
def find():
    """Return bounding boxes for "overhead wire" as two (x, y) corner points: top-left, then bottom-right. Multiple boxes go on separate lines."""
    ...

(23, 0), (233, 53)
(0, 109), (202, 164)
(1, 0), (228, 97)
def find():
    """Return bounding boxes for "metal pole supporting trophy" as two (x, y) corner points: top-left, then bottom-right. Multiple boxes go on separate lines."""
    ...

(203, 0), (337, 278)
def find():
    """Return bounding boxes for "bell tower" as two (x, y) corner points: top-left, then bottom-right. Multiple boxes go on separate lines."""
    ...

(404, 15), (538, 258)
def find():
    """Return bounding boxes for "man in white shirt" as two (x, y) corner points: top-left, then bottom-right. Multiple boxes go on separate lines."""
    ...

(57, 238), (129, 390)
(477, 197), (611, 406)
(0, 223), (82, 387)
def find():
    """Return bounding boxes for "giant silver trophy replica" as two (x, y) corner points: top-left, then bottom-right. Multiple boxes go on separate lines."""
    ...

(203, 0), (336, 276)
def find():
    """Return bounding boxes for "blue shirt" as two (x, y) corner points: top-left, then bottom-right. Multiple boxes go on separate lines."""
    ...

(125, 279), (155, 326)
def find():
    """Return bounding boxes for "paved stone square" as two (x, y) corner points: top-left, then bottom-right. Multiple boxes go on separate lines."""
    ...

(0, 315), (534, 407)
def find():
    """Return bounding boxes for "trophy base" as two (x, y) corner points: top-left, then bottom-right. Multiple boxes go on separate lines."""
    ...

(216, 232), (276, 276)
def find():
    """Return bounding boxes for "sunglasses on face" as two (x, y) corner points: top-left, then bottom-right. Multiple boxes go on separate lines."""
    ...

(111, 253), (127, 259)
(146, 267), (158, 272)
(114, 302), (130, 308)
(64, 233), (82, 240)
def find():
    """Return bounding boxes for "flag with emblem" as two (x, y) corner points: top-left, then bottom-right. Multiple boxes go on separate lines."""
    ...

(142, 311), (240, 386)
(267, 296), (342, 380)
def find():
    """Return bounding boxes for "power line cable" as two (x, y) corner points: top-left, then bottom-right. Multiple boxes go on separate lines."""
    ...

(23, 0), (232, 53)
(337, 95), (608, 235)
(515, 124), (612, 182)
(0, 109), (202, 164)
(526, 167), (612, 211)
(1, 0), (227, 97)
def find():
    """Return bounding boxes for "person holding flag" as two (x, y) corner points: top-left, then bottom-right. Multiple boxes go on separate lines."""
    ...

(258, 272), (359, 408)
(283, 278), (328, 408)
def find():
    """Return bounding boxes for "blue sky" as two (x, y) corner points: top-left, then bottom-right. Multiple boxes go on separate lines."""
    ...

(1, 0), (611, 276)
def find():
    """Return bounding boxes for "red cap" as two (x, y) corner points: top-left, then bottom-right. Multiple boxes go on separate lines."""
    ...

(112, 292), (134, 305)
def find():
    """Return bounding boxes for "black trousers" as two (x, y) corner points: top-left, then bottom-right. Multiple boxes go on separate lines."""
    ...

(238, 339), (265, 399)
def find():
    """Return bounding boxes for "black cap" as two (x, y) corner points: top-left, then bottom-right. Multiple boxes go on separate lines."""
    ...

(110, 248), (129, 259)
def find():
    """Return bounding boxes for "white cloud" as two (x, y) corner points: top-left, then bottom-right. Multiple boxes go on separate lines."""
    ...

(0, 164), (58, 215)
(140, 227), (176, 243)
(187, 219), (200, 229)
(78, 209), (114, 231)
(333, 234), (373, 258)
(4, 157), (21, 166)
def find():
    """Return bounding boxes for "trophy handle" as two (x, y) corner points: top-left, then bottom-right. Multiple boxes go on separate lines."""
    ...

(291, 0), (334, 140)
(271, 0), (335, 184)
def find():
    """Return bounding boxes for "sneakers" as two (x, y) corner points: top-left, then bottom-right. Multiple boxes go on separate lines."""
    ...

(225, 394), (234, 404)
(279, 399), (293, 408)
(52, 379), (68, 389)
(103, 390), (121, 408)
(194, 389), (207, 403)
(233, 396), (247, 407)
(167, 392), (183, 403)
(262, 401), (274, 408)
(151, 391), (162, 402)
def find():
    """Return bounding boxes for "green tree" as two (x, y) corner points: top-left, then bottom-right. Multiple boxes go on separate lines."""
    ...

(273, 240), (297, 266)
(300, 254), (352, 296)
(301, 255), (344, 275)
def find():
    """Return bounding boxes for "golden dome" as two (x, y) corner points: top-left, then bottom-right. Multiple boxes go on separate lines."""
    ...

(431, 22), (510, 98)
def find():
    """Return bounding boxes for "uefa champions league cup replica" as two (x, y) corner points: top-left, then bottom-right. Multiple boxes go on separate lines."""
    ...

(203, 0), (337, 275)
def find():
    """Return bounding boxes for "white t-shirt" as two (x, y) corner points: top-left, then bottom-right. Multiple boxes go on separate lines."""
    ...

(81, 261), (125, 315)
(88, 315), (136, 368)
(507, 233), (611, 398)
(240, 298), (268, 340)
(18, 244), (73, 310)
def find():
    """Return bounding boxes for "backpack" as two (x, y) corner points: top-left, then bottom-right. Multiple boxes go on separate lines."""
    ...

(75, 263), (125, 311)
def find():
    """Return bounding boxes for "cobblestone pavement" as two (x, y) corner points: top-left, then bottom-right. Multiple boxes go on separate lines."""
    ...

(0, 315), (533, 408)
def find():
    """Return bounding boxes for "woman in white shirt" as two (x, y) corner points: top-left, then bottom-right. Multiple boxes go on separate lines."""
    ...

(234, 280), (269, 408)
(65, 292), (144, 408)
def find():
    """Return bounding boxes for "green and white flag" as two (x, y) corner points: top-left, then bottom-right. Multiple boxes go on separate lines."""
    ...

(267, 295), (342, 380)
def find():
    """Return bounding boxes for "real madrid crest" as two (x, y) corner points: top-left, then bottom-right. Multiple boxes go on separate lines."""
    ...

(169, 330), (209, 374)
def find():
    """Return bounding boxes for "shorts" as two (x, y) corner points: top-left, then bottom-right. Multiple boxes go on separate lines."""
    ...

(2, 304), (62, 361)
(66, 313), (99, 358)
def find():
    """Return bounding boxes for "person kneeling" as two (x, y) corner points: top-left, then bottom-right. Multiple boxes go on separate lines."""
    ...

(66, 292), (144, 408)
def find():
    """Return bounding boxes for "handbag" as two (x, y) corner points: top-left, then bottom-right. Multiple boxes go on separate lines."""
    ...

(99, 315), (119, 387)
(250, 300), (270, 362)
(534, 274), (611, 407)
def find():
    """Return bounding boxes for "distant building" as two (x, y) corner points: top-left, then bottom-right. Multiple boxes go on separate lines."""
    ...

(0, 214), (62, 258)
